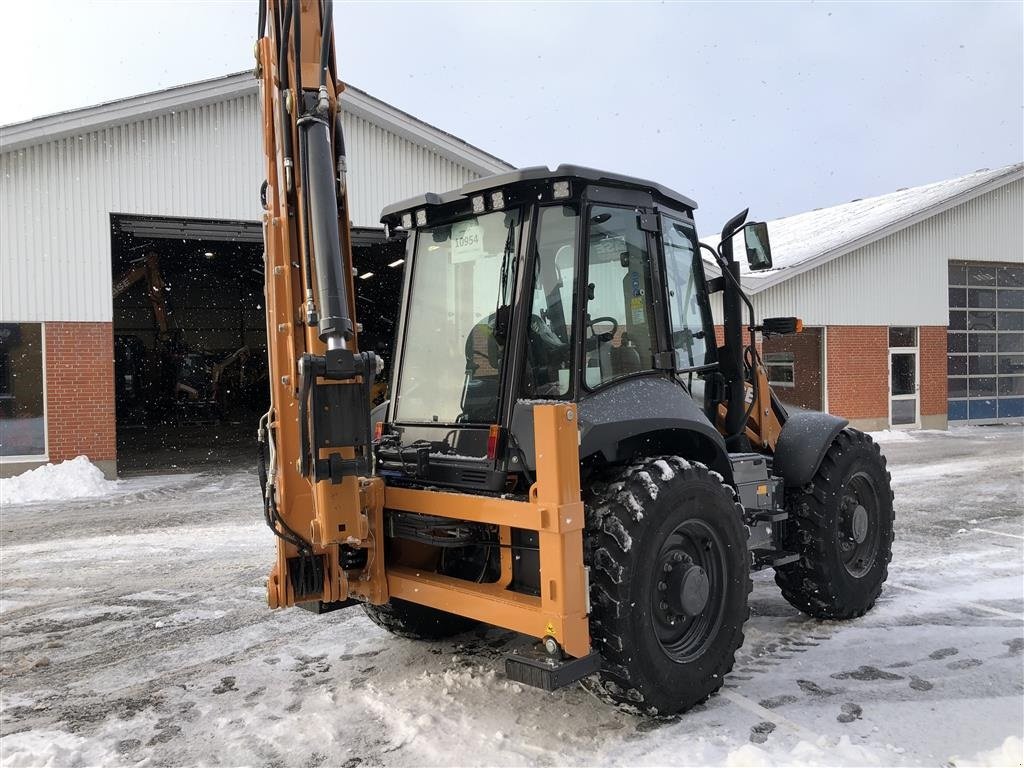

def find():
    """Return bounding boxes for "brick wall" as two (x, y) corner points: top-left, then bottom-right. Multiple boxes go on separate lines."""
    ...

(45, 322), (116, 465)
(825, 326), (889, 421)
(674, 323), (946, 429)
(763, 327), (824, 410)
(825, 325), (948, 427)
(918, 326), (948, 419)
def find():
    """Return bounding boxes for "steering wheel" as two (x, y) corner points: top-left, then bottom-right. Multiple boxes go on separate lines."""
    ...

(588, 315), (619, 341)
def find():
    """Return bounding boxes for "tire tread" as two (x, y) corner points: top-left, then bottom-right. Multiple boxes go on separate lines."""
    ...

(583, 456), (752, 715)
(774, 429), (895, 620)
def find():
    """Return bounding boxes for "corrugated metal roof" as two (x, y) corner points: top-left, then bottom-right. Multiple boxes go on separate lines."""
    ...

(705, 162), (1024, 292)
(0, 72), (513, 176)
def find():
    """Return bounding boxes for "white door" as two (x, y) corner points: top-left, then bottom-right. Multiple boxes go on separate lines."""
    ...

(889, 326), (920, 428)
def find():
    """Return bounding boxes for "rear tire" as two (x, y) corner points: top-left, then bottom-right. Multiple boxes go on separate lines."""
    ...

(583, 457), (751, 716)
(775, 429), (894, 620)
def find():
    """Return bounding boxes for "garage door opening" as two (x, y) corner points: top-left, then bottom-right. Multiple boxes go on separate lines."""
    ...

(111, 215), (267, 471)
(110, 214), (404, 473)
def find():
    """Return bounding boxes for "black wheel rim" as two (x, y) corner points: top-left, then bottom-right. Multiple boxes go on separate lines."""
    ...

(651, 519), (727, 663)
(838, 471), (881, 578)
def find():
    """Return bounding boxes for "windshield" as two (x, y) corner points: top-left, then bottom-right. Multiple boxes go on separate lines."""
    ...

(394, 209), (522, 424)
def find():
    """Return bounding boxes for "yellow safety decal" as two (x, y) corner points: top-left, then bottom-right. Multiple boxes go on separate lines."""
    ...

(545, 621), (557, 638)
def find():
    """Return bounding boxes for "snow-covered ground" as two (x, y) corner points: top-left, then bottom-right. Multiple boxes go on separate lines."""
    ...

(1, 426), (1021, 767)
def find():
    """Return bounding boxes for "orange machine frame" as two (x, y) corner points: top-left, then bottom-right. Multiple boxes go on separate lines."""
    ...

(256, 0), (591, 659)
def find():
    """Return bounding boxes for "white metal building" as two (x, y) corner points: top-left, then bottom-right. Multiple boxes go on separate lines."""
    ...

(712, 163), (1024, 430)
(0, 73), (512, 477)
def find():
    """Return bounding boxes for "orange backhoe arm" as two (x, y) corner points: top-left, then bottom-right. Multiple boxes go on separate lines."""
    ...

(112, 252), (170, 336)
(255, 0), (387, 609)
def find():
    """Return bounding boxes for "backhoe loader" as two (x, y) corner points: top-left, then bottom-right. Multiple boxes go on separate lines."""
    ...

(253, 0), (894, 715)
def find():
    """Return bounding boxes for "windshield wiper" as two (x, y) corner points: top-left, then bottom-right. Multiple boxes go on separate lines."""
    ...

(491, 218), (517, 344)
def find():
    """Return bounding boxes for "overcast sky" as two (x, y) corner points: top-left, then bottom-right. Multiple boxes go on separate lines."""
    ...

(4, 1), (1021, 229)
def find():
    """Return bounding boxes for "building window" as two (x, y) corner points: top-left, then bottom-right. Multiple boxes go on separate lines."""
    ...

(0, 323), (46, 458)
(948, 263), (1024, 422)
(765, 352), (795, 387)
(888, 326), (917, 348)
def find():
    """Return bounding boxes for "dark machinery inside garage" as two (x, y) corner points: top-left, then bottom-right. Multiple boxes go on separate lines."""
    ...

(111, 214), (403, 471)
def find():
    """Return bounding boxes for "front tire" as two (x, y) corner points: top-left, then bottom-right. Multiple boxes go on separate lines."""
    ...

(775, 429), (894, 620)
(583, 457), (751, 716)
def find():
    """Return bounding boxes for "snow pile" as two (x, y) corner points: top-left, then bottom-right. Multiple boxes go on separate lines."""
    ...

(950, 736), (1024, 767)
(0, 729), (116, 768)
(0, 456), (118, 505)
(868, 429), (916, 443)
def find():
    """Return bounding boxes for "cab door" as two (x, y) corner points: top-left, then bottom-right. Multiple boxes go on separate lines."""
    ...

(581, 205), (664, 389)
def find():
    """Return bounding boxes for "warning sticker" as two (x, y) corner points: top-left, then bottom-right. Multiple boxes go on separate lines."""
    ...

(630, 296), (645, 325)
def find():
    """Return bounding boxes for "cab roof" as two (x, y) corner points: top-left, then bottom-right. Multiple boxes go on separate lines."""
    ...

(379, 164), (698, 223)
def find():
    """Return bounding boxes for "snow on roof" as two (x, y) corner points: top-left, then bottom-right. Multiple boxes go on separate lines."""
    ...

(704, 162), (1023, 292)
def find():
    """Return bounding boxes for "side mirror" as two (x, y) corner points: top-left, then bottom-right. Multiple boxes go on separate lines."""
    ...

(744, 222), (773, 271)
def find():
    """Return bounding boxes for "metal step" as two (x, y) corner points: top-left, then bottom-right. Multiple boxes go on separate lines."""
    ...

(295, 598), (358, 614)
(505, 652), (601, 692)
(749, 509), (789, 523)
(753, 550), (800, 569)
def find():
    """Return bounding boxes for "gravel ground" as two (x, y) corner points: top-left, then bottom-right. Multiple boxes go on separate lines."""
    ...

(1, 426), (1021, 766)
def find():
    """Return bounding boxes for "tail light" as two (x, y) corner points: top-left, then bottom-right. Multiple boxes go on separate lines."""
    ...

(486, 425), (504, 461)
(373, 421), (384, 442)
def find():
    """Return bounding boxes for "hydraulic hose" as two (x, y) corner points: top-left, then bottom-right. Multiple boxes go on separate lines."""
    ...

(292, 0), (302, 91)
(278, 0), (294, 191)
(319, 0), (334, 89)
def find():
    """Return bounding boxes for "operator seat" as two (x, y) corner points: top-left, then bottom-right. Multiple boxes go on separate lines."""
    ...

(462, 315), (502, 421)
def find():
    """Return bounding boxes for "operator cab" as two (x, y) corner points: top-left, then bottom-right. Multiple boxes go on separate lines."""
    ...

(376, 165), (722, 493)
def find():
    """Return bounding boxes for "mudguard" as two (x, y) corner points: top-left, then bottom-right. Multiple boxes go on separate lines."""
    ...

(510, 376), (733, 483)
(772, 410), (849, 488)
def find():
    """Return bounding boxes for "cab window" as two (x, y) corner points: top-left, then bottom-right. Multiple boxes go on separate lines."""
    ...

(522, 206), (577, 397)
(662, 217), (710, 370)
(584, 206), (658, 388)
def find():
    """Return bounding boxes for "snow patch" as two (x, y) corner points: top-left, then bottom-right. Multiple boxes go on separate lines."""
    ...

(603, 515), (633, 552)
(620, 491), (645, 521)
(724, 738), (872, 766)
(0, 456), (118, 505)
(0, 729), (116, 767)
(636, 470), (659, 500)
(951, 736), (1024, 767)
(653, 458), (676, 481)
(868, 429), (916, 443)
